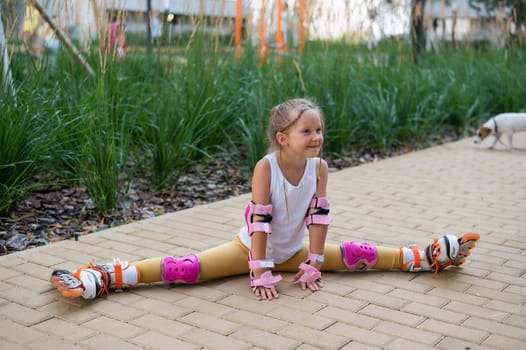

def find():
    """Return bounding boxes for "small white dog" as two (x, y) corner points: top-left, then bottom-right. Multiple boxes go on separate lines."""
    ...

(473, 113), (526, 150)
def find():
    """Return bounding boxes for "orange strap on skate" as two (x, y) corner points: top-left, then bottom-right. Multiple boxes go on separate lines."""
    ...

(426, 239), (441, 275)
(411, 244), (420, 269)
(113, 258), (123, 290)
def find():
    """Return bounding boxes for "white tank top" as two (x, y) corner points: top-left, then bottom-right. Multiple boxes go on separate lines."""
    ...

(239, 153), (317, 263)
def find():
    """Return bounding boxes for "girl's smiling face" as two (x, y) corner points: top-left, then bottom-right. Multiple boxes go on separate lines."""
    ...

(281, 109), (324, 158)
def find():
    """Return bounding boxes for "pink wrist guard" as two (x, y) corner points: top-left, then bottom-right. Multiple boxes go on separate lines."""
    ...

(250, 270), (283, 289)
(298, 262), (322, 283)
(247, 255), (282, 291)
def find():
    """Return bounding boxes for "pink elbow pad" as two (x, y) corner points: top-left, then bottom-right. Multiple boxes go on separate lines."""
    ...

(244, 201), (273, 235)
(306, 197), (333, 226)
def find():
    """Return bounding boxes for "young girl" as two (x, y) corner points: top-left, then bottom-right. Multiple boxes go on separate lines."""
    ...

(50, 98), (479, 301)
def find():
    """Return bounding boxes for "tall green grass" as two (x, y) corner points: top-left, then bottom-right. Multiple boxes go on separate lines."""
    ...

(0, 96), (54, 215)
(2, 33), (525, 216)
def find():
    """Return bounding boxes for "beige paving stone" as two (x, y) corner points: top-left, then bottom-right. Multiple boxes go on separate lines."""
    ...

(129, 284), (188, 302)
(218, 294), (280, 314)
(83, 315), (145, 339)
(131, 296), (191, 319)
(0, 338), (27, 350)
(176, 295), (238, 316)
(260, 292), (326, 314)
(349, 288), (409, 309)
(0, 318), (45, 345)
(449, 274), (510, 290)
(80, 333), (154, 350)
(85, 299), (146, 321)
(0, 302), (52, 326)
(437, 337), (495, 350)
(375, 320), (443, 345)
(22, 251), (65, 267)
(180, 311), (241, 335)
(374, 274), (434, 294)
(466, 285), (526, 304)
(340, 342), (379, 350)
(427, 286), (489, 306)
(130, 330), (199, 350)
(418, 318), (489, 344)
(443, 301), (510, 322)
(231, 326), (301, 350)
(175, 283), (230, 301)
(503, 314), (526, 329)
(295, 344), (334, 350)
(129, 313), (194, 336)
(0, 265), (23, 280)
(38, 300), (99, 324)
(27, 335), (87, 350)
(0, 285), (57, 308)
(402, 302), (468, 324)
(387, 287), (448, 307)
(384, 338), (437, 350)
(324, 322), (391, 348)
(224, 309), (288, 332)
(338, 276), (392, 292)
(12, 261), (54, 279)
(267, 306), (335, 330)
(482, 333), (526, 349)
(314, 278), (355, 296)
(490, 272), (526, 288)
(462, 316), (526, 341)
(179, 327), (252, 350)
(359, 304), (425, 327)
(32, 317), (97, 341)
(315, 305), (380, 329)
(304, 290), (368, 312)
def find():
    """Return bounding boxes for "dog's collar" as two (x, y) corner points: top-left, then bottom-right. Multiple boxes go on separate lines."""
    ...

(493, 118), (499, 133)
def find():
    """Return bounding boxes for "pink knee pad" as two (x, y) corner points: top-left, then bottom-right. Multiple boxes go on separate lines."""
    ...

(341, 241), (377, 271)
(161, 254), (200, 284)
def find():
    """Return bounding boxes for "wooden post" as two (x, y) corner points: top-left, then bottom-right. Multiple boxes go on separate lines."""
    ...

(146, 0), (152, 50)
(276, 0), (285, 53)
(258, 0), (267, 65)
(235, 0), (241, 58)
(31, 0), (95, 77)
(298, 0), (305, 55)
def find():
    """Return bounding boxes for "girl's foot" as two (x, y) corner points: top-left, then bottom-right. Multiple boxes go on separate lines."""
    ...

(401, 232), (480, 273)
(50, 259), (139, 299)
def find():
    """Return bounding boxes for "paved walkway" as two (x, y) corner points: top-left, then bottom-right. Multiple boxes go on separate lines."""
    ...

(1, 134), (525, 350)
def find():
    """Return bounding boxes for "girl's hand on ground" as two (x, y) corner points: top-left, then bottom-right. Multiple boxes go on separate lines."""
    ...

(253, 285), (279, 300)
(292, 269), (324, 292)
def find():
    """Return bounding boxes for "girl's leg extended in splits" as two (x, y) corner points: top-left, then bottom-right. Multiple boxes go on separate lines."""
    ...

(50, 236), (250, 300)
(275, 232), (480, 274)
(341, 232), (480, 272)
(274, 242), (404, 272)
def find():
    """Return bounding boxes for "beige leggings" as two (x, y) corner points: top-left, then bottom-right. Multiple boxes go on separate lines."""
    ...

(134, 235), (402, 283)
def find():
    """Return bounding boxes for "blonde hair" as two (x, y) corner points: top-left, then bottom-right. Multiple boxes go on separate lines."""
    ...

(267, 98), (324, 152)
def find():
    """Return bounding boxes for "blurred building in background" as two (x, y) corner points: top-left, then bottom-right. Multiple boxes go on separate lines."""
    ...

(13, 0), (520, 49)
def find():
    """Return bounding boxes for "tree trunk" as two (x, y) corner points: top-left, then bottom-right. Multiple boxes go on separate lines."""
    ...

(410, 0), (426, 63)
(146, 0), (152, 49)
